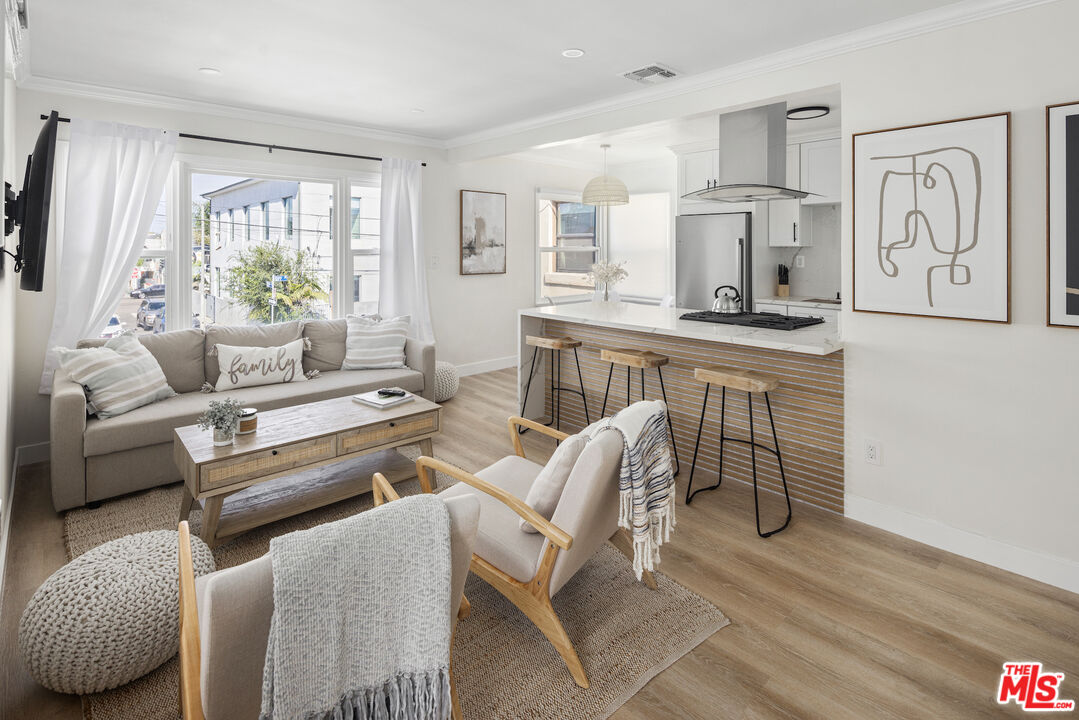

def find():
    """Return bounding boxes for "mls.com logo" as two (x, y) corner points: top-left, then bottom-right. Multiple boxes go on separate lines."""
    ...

(997, 662), (1075, 712)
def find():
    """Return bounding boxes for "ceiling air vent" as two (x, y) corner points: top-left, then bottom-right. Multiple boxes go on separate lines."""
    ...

(621, 63), (678, 85)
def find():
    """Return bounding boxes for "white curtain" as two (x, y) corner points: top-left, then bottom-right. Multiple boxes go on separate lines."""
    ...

(39, 119), (176, 393)
(379, 158), (434, 343)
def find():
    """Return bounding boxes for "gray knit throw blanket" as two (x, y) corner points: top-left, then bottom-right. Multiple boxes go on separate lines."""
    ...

(259, 494), (453, 720)
(586, 400), (676, 580)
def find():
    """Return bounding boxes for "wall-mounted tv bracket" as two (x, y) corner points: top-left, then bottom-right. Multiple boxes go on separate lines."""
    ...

(2, 175), (28, 272)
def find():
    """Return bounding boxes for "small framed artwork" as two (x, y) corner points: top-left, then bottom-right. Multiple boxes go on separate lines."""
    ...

(1047, 101), (1079, 328)
(460, 189), (507, 275)
(853, 113), (1011, 322)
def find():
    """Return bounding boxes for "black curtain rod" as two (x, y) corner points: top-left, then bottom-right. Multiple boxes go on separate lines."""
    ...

(42, 114), (426, 167)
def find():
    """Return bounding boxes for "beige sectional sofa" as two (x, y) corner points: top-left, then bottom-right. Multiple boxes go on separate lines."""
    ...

(49, 319), (435, 512)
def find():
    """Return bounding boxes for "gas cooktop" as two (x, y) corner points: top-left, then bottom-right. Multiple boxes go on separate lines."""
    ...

(679, 311), (826, 331)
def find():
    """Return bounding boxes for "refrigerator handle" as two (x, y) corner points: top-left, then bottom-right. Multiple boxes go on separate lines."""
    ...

(737, 238), (745, 310)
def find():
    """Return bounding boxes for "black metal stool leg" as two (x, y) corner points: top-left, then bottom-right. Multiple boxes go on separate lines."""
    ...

(640, 368), (646, 401)
(517, 346), (540, 435)
(758, 392), (792, 537)
(656, 366), (680, 476)
(554, 349), (562, 431)
(573, 347), (590, 425)
(686, 383), (710, 504)
(626, 365), (631, 407)
(600, 363), (614, 417)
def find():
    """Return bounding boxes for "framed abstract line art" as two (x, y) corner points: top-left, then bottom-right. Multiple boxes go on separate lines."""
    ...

(1047, 101), (1079, 328)
(853, 113), (1010, 322)
(460, 189), (507, 275)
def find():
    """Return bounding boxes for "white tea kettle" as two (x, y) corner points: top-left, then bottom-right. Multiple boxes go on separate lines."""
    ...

(711, 285), (743, 314)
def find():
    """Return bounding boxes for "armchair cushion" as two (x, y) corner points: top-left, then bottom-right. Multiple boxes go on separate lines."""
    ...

(519, 433), (589, 533)
(439, 455), (547, 583)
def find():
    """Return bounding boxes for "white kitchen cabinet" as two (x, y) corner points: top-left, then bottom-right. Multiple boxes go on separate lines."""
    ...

(767, 199), (812, 247)
(788, 305), (840, 332)
(784, 143), (800, 190)
(680, 149), (717, 198)
(755, 302), (789, 315)
(799, 138), (841, 205)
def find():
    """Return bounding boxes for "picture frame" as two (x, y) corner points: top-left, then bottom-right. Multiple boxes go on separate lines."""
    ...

(1046, 100), (1079, 328)
(852, 113), (1011, 323)
(460, 189), (507, 275)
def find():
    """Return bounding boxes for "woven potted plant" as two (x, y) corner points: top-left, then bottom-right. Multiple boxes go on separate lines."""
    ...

(589, 261), (628, 302)
(198, 397), (243, 447)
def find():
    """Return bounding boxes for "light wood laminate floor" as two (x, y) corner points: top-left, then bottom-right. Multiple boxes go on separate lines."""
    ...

(2, 368), (1076, 719)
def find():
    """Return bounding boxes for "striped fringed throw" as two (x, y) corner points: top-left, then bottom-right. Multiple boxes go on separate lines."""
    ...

(259, 494), (453, 720)
(586, 400), (676, 580)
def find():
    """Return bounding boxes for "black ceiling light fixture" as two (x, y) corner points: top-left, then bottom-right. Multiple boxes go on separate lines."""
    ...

(786, 105), (830, 121)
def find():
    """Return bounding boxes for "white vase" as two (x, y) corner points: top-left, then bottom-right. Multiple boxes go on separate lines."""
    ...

(212, 427), (234, 447)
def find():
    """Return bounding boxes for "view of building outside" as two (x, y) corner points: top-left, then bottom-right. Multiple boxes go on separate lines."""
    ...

(351, 185), (380, 316)
(537, 198), (598, 301)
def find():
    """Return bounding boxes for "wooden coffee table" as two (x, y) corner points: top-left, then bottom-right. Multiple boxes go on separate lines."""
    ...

(173, 394), (441, 548)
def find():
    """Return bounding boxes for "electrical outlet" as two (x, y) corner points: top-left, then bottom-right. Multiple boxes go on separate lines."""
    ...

(430, 255), (440, 269)
(795, 255), (806, 268)
(864, 439), (882, 465)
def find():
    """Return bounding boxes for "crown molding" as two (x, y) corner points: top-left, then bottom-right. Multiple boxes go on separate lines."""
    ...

(17, 74), (449, 150)
(444, 0), (1060, 151)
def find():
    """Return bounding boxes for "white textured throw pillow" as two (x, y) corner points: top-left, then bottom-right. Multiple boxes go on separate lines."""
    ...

(520, 433), (590, 533)
(55, 334), (176, 418)
(343, 314), (410, 370)
(214, 339), (307, 391)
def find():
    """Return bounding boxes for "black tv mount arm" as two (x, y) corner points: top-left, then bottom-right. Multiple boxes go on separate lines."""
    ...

(2, 158), (29, 272)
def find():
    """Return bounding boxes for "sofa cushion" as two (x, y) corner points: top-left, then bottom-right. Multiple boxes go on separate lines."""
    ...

(77, 328), (206, 394)
(83, 367), (424, 457)
(213, 339), (307, 391)
(204, 321), (302, 383)
(343, 315), (409, 370)
(438, 455), (546, 583)
(302, 319), (347, 373)
(57, 335), (176, 419)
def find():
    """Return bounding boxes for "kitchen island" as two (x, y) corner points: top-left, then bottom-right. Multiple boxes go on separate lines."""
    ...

(518, 302), (845, 514)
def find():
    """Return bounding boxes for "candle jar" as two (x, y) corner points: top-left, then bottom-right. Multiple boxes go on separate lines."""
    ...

(237, 408), (258, 435)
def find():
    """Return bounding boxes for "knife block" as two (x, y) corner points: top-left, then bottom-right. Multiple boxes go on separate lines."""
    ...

(776, 283), (790, 298)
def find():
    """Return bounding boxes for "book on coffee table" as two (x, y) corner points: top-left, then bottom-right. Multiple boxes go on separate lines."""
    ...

(352, 389), (415, 409)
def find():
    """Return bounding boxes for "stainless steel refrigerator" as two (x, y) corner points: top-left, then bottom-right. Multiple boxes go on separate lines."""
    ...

(675, 212), (753, 311)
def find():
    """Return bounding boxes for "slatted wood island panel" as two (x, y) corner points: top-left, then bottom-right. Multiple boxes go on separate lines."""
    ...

(519, 305), (845, 514)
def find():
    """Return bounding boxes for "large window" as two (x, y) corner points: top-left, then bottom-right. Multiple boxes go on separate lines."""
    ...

(534, 190), (671, 304)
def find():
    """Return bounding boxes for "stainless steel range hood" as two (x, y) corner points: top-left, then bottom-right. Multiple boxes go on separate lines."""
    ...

(681, 102), (809, 203)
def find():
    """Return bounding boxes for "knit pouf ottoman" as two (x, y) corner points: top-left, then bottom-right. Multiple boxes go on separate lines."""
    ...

(18, 529), (215, 694)
(434, 360), (460, 402)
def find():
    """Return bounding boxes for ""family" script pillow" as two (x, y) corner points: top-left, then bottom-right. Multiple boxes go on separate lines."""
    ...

(214, 339), (307, 391)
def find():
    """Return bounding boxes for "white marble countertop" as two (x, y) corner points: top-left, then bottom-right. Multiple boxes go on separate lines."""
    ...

(757, 296), (844, 310)
(520, 302), (843, 356)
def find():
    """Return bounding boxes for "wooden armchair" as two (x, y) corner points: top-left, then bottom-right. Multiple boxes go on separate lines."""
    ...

(178, 489), (480, 720)
(417, 416), (657, 690)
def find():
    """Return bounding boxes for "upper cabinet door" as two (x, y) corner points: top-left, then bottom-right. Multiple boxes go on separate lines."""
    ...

(785, 144), (800, 190)
(799, 138), (841, 205)
(681, 149), (718, 197)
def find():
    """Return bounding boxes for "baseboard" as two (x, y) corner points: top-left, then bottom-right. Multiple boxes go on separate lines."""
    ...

(14, 440), (49, 466)
(845, 494), (1079, 595)
(455, 355), (516, 377)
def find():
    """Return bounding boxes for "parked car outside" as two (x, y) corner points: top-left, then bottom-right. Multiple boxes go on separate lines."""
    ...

(153, 310), (201, 334)
(100, 315), (124, 339)
(137, 299), (165, 329)
(134, 283), (165, 299)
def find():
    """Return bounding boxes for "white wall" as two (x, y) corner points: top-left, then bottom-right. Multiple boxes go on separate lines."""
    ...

(10, 89), (594, 447)
(0, 23), (15, 598)
(449, 1), (1079, 591)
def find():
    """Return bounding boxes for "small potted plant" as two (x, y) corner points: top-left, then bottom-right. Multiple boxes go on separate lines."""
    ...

(589, 261), (629, 302)
(198, 397), (244, 447)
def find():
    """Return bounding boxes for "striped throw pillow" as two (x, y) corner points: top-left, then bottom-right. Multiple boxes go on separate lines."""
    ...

(342, 315), (410, 370)
(55, 334), (176, 418)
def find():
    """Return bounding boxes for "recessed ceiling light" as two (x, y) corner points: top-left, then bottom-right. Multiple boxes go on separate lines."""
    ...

(787, 105), (830, 120)
(561, 48), (585, 59)
(410, 108), (425, 114)
(198, 67), (221, 76)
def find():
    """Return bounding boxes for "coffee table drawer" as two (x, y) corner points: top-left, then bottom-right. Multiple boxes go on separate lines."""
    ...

(200, 435), (337, 492)
(337, 411), (439, 454)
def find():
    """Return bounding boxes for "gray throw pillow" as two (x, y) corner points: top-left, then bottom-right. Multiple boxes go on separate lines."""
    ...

(55, 334), (176, 418)
(520, 433), (590, 533)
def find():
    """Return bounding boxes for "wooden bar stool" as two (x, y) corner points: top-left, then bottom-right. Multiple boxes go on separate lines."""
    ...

(520, 335), (590, 432)
(598, 348), (680, 475)
(685, 365), (792, 538)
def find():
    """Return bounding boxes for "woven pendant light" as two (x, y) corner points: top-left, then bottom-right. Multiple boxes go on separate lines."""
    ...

(582, 144), (628, 206)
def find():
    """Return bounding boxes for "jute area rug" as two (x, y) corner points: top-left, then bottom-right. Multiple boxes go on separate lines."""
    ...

(64, 453), (730, 720)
